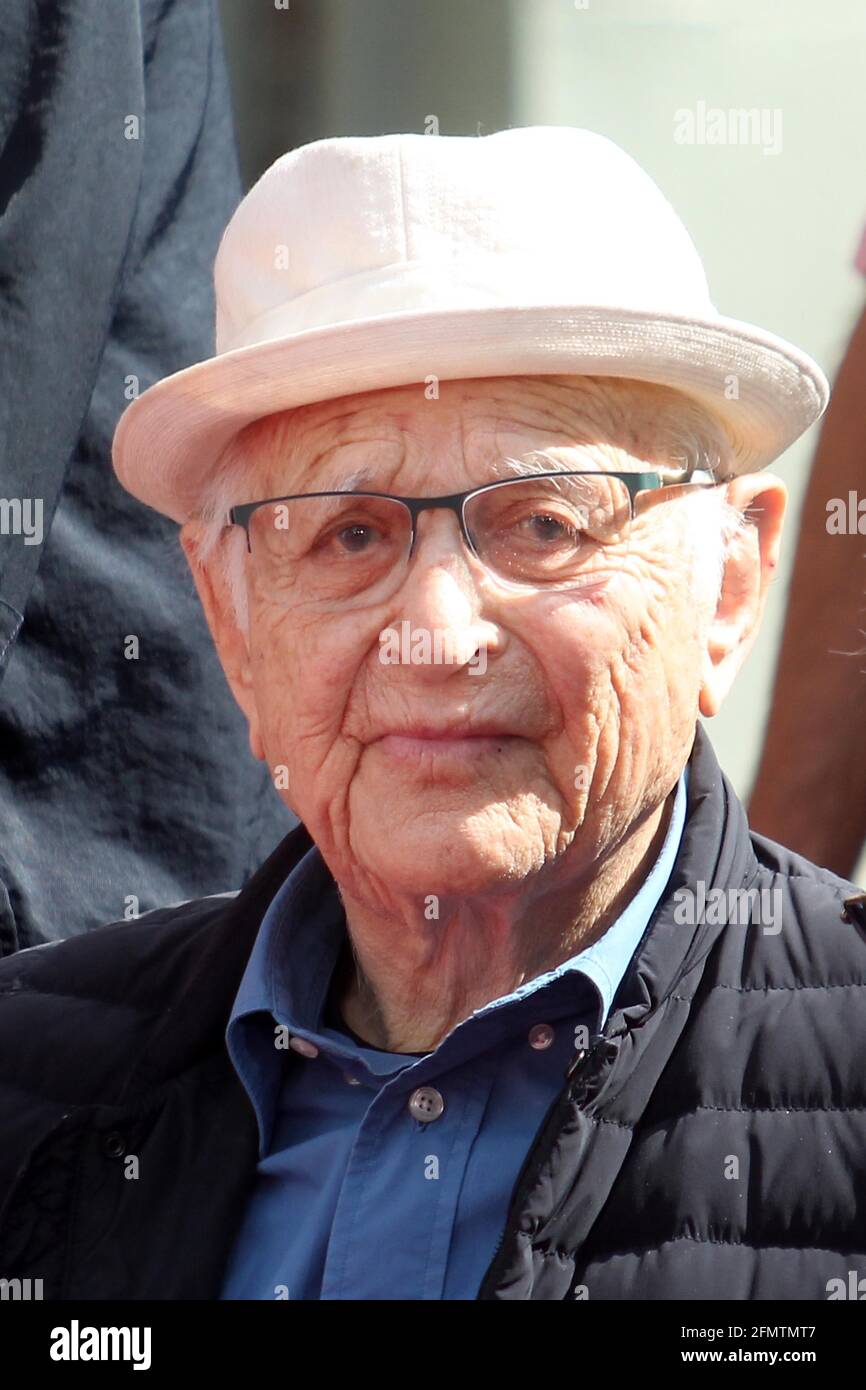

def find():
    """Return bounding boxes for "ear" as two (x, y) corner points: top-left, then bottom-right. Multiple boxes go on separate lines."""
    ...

(180, 520), (265, 762)
(699, 472), (787, 718)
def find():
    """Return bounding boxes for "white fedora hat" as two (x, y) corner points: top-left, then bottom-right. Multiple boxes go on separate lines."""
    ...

(112, 125), (829, 523)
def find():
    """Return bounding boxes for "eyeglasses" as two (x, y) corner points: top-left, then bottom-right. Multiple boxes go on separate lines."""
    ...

(227, 469), (718, 608)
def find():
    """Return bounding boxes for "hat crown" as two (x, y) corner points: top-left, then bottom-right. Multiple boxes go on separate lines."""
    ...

(111, 123), (829, 523)
(214, 126), (713, 353)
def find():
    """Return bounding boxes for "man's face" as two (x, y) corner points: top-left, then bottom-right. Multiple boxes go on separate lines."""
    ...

(197, 376), (735, 908)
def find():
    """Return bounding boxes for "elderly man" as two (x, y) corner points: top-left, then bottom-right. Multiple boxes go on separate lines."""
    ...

(1, 127), (864, 1303)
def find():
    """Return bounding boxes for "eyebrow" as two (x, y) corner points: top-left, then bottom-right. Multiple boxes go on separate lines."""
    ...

(308, 449), (594, 494)
(281, 464), (376, 495)
(495, 449), (695, 481)
(493, 449), (597, 478)
(328, 465), (375, 492)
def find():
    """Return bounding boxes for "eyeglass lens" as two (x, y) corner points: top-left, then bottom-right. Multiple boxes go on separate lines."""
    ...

(245, 474), (633, 605)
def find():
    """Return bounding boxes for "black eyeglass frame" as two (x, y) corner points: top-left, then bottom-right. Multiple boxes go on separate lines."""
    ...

(227, 469), (719, 563)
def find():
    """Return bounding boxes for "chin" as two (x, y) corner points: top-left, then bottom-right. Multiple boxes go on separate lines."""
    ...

(349, 801), (556, 899)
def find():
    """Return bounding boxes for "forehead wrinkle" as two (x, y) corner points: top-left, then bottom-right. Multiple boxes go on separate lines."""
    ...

(251, 413), (645, 504)
(466, 387), (617, 439)
(265, 425), (408, 495)
(479, 383), (687, 463)
(281, 411), (453, 495)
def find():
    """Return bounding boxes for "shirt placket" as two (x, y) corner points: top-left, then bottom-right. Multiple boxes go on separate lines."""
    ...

(319, 1049), (495, 1300)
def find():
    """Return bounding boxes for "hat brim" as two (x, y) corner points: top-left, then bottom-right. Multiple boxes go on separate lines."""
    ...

(111, 303), (829, 523)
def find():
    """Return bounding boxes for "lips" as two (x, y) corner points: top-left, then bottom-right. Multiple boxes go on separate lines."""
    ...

(374, 721), (518, 741)
(370, 722), (522, 768)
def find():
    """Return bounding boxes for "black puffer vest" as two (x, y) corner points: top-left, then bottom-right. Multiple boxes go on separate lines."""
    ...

(1, 724), (865, 1300)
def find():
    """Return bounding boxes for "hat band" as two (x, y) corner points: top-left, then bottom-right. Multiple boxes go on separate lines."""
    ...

(218, 252), (716, 354)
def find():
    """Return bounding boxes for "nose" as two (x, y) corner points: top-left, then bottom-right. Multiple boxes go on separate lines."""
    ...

(381, 510), (503, 679)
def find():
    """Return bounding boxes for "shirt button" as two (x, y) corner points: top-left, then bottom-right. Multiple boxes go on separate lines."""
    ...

(343, 1072), (361, 1086)
(528, 1023), (555, 1050)
(288, 1035), (319, 1058)
(407, 1086), (445, 1122)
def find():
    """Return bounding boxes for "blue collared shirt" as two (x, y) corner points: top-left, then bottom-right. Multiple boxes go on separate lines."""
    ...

(220, 768), (688, 1300)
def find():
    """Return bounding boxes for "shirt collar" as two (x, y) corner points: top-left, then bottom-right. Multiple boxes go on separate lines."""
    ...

(229, 842), (345, 1033)
(557, 763), (689, 1024)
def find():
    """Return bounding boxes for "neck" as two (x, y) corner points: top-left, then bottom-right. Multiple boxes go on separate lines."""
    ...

(333, 786), (678, 1053)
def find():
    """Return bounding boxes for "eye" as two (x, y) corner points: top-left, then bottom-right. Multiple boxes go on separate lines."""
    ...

(312, 510), (395, 560)
(502, 502), (589, 550)
(516, 511), (582, 545)
(333, 522), (380, 553)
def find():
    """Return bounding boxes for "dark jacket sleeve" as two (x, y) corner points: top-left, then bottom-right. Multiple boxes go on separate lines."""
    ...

(0, 0), (146, 669)
(0, 2), (287, 955)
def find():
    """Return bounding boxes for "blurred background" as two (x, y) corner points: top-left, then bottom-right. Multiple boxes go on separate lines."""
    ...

(219, 0), (866, 880)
